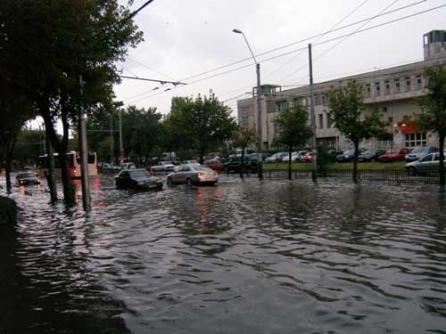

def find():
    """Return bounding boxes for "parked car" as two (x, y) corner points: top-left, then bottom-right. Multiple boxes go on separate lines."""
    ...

(152, 161), (176, 173)
(167, 164), (218, 186)
(405, 152), (441, 175)
(204, 159), (224, 172)
(377, 148), (411, 162)
(16, 171), (40, 186)
(120, 162), (136, 170)
(358, 149), (386, 162)
(336, 148), (366, 162)
(115, 169), (163, 190)
(405, 146), (438, 162)
(224, 156), (258, 173)
(300, 152), (314, 163)
(265, 152), (287, 163)
(101, 163), (120, 173)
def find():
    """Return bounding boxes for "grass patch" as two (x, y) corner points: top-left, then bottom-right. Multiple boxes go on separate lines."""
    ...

(263, 161), (405, 171)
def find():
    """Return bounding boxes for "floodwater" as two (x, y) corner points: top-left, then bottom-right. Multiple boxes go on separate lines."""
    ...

(1, 175), (446, 333)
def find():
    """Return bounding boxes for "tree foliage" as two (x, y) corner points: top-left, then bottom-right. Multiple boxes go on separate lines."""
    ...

(328, 80), (385, 183)
(0, 0), (142, 204)
(416, 65), (446, 190)
(274, 106), (312, 180)
(164, 94), (237, 162)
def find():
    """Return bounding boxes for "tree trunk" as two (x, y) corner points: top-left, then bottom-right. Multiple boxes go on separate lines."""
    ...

(57, 149), (75, 206)
(288, 147), (292, 180)
(5, 153), (12, 195)
(352, 139), (359, 184)
(439, 131), (445, 192)
(240, 147), (245, 179)
(45, 131), (58, 203)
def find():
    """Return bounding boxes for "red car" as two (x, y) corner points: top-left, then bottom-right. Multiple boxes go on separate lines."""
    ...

(204, 159), (224, 172)
(377, 148), (411, 162)
(300, 152), (314, 163)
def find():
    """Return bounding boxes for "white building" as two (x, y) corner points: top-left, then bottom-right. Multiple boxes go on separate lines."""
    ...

(237, 30), (446, 150)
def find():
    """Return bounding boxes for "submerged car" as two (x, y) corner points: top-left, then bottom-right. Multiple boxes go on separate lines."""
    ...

(115, 169), (163, 190)
(405, 152), (441, 175)
(167, 164), (218, 186)
(16, 171), (40, 186)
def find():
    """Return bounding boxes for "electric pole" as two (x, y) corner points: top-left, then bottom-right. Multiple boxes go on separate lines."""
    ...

(79, 74), (91, 211)
(308, 44), (318, 182)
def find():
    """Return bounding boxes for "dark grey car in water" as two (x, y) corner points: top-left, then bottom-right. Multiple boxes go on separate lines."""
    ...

(115, 169), (163, 190)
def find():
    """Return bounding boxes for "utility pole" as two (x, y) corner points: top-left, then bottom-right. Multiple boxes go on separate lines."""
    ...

(256, 63), (263, 179)
(119, 109), (124, 165)
(110, 113), (114, 164)
(308, 43), (318, 182)
(79, 74), (91, 211)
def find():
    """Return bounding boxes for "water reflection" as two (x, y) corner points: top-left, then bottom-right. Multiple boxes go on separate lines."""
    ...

(2, 176), (446, 333)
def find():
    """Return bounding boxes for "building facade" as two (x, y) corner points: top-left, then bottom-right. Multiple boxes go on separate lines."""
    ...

(237, 30), (446, 151)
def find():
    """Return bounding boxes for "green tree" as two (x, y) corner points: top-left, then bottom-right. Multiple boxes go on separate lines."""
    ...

(164, 94), (237, 162)
(274, 106), (312, 180)
(328, 81), (385, 183)
(0, 0), (142, 205)
(416, 65), (446, 191)
(232, 125), (255, 178)
(0, 90), (34, 194)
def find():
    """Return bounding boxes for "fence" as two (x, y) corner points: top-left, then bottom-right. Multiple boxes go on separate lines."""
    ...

(261, 168), (441, 185)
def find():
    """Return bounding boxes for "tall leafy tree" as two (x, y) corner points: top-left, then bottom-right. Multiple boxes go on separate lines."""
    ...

(416, 65), (446, 191)
(164, 94), (237, 163)
(274, 106), (312, 180)
(0, 0), (142, 205)
(328, 81), (385, 183)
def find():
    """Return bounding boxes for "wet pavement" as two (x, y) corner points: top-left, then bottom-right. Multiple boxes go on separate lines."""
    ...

(1, 174), (446, 333)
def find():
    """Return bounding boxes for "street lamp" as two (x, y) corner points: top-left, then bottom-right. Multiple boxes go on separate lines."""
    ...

(233, 28), (263, 179)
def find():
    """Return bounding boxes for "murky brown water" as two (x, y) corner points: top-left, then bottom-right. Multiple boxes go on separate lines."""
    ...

(1, 175), (446, 333)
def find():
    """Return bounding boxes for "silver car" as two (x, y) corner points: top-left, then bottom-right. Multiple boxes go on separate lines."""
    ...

(405, 153), (441, 175)
(167, 164), (218, 186)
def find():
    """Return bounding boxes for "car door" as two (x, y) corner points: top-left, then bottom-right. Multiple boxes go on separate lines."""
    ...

(418, 154), (434, 174)
(117, 171), (130, 188)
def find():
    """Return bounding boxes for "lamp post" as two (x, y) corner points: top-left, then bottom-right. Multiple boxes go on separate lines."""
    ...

(233, 28), (263, 179)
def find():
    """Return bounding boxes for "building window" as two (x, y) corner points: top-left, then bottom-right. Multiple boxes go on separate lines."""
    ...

(322, 94), (327, 105)
(405, 132), (427, 147)
(384, 81), (390, 95)
(276, 100), (289, 112)
(293, 97), (303, 107)
(374, 82), (381, 97)
(382, 106), (388, 113)
(314, 94), (322, 106)
(405, 77), (411, 92)
(327, 114), (333, 128)
(318, 114), (324, 129)
(388, 116), (393, 124)
(416, 75), (423, 90)
(395, 79), (401, 93)
(365, 83), (371, 98)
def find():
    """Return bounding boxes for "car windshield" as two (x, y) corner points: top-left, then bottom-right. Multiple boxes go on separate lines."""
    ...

(191, 165), (212, 172)
(363, 149), (375, 155)
(411, 147), (428, 154)
(130, 170), (149, 178)
(161, 161), (173, 165)
(17, 172), (34, 178)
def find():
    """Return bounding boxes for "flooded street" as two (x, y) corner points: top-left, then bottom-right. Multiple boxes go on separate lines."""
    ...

(1, 175), (446, 333)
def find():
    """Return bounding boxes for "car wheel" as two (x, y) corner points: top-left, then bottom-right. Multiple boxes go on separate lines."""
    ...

(186, 178), (193, 187)
(167, 177), (173, 186)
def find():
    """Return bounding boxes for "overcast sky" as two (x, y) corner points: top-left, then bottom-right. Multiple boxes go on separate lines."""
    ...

(114, 0), (446, 117)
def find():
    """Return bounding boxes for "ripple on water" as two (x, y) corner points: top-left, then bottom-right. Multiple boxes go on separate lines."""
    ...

(1, 175), (446, 333)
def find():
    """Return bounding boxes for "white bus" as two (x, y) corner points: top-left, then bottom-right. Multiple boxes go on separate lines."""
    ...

(38, 151), (97, 178)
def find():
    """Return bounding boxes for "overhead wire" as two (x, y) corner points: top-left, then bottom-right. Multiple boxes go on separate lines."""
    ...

(122, 2), (445, 104)
(122, 0), (428, 103)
